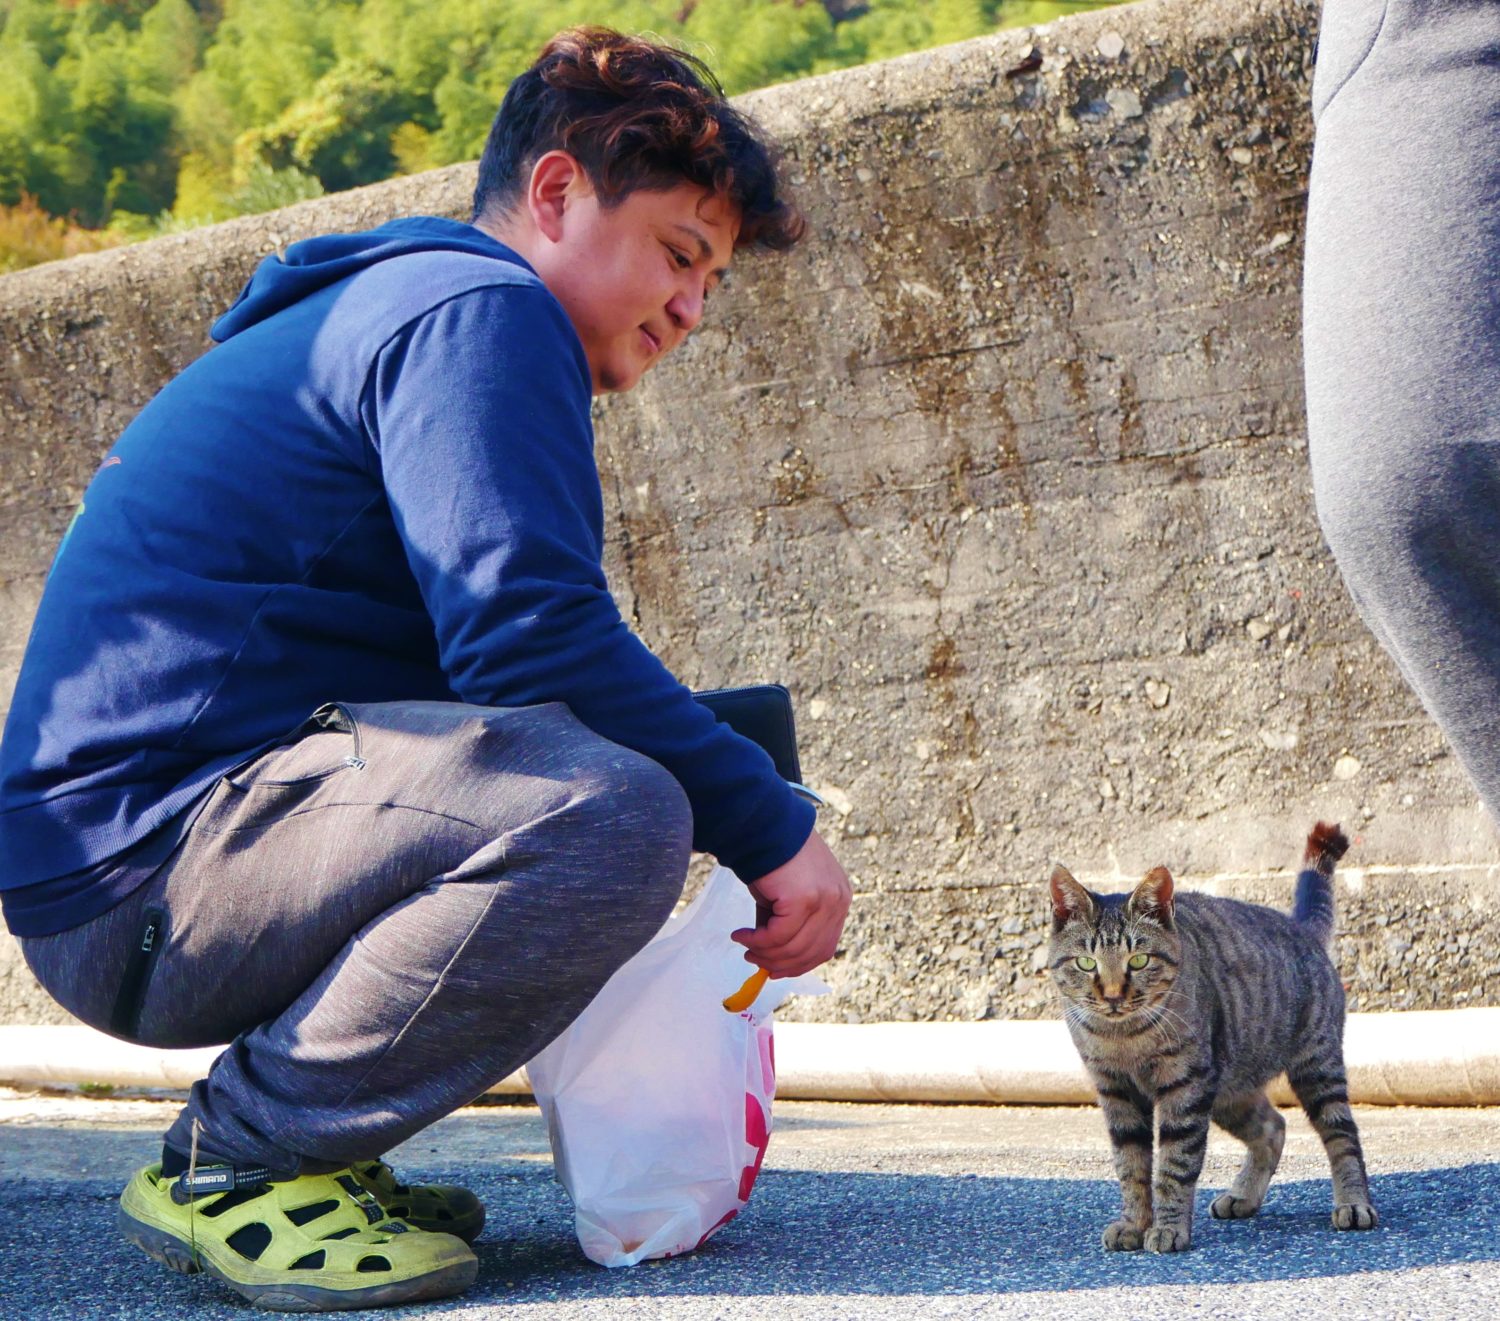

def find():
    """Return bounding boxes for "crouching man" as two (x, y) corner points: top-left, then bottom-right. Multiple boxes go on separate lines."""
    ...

(0, 27), (850, 1311)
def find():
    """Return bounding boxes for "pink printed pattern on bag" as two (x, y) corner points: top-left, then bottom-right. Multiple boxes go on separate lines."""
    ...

(738, 1023), (775, 1202)
(695, 1206), (738, 1248)
(691, 1023), (777, 1252)
(739, 1091), (770, 1201)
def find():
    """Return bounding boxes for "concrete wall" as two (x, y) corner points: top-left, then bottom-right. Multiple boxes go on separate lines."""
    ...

(2, 0), (1496, 1028)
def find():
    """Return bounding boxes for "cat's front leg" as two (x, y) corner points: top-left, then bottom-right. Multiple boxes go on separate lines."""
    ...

(1145, 1070), (1216, 1253)
(1093, 1071), (1155, 1251)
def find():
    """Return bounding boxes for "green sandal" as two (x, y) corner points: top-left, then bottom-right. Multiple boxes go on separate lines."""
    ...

(348, 1159), (486, 1244)
(118, 1164), (477, 1312)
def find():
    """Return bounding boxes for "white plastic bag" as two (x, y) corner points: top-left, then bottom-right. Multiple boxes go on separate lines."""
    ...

(526, 864), (825, 1267)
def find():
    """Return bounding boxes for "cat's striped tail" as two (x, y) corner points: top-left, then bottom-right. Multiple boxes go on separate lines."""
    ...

(1293, 821), (1349, 947)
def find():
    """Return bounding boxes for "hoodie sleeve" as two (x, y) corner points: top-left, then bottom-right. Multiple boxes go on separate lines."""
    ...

(361, 282), (815, 881)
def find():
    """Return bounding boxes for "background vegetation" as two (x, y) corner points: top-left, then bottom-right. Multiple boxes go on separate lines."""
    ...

(0, 0), (1123, 272)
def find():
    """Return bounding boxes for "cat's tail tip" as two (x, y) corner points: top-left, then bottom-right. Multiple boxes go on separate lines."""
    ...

(1305, 821), (1349, 869)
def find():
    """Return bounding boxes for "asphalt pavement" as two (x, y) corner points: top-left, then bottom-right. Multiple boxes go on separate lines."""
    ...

(2, 1087), (1496, 1320)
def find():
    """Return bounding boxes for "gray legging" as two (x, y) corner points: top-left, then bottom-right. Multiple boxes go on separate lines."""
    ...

(21, 700), (691, 1176)
(1305, 0), (1500, 817)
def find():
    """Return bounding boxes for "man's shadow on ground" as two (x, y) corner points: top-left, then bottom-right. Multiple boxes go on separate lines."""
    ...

(470, 1159), (1498, 1302)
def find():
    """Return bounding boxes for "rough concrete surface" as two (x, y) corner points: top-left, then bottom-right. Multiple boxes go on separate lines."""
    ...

(5, 1089), (1500, 1319)
(2, 0), (1498, 1027)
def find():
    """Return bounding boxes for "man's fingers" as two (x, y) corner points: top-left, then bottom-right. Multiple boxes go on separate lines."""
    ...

(732, 903), (812, 951)
(740, 947), (816, 977)
(731, 909), (838, 977)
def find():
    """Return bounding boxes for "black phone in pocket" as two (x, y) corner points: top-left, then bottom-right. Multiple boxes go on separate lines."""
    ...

(692, 683), (819, 804)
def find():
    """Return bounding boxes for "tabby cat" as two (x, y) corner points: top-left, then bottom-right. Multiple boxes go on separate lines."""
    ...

(1047, 822), (1377, 1253)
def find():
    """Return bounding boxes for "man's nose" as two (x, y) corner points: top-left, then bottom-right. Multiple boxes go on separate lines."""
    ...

(668, 282), (706, 333)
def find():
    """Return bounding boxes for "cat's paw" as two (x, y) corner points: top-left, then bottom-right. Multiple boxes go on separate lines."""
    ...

(1332, 1202), (1378, 1230)
(1144, 1225), (1191, 1253)
(1210, 1193), (1261, 1220)
(1101, 1220), (1145, 1251)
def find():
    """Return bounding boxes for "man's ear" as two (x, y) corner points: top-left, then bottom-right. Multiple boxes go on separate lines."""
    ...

(1128, 866), (1175, 929)
(1049, 865), (1096, 932)
(526, 150), (590, 244)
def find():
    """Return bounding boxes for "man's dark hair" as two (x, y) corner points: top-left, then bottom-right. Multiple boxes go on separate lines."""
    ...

(471, 26), (805, 252)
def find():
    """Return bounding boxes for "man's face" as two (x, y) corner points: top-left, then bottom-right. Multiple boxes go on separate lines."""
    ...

(539, 177), (739, 394)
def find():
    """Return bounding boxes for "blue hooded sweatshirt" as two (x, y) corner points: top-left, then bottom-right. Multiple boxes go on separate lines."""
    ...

(0, 217), (814, 935)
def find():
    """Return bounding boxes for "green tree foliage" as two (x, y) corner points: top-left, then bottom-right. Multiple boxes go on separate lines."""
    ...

(998, 1), (1124, 30)
(684, 0), (836, 96)
(62, 12), (176, 218)
(0, 0), (197, 223)
(0, 0), (1125, 265)
(235, 59), (418, 193)
(0, 35), (73, 212)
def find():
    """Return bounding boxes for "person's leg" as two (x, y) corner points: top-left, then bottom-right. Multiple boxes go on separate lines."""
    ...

(23, 699), (690, 1305)
(29, 700), (690, 1169)
(1304, 0), (1500, 814)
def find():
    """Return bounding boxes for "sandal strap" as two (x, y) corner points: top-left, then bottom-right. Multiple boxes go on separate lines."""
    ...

(182, 1170), (420, 1272)
(171, 1163), (278, 1201)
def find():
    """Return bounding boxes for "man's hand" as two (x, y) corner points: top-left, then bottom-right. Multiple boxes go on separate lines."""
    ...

(731, 829), (851, 978)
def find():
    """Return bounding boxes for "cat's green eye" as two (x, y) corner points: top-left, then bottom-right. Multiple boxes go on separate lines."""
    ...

(1075, 956), (1097, 972)
(1127, 952), (1150, 970)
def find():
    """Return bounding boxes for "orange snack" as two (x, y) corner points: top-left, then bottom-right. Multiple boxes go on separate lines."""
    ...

(722, 967), (770, 1012)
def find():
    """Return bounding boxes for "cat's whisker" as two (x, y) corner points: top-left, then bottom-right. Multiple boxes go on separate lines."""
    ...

(1145, 1003), (1193, 1035)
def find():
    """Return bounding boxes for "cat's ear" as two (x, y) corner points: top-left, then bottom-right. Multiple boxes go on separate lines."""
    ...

(1049, 865), (1096, 931)
(1128, 866), (1175, 928)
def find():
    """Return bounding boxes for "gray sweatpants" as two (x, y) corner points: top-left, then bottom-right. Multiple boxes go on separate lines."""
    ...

(21, 700), (691, 1175)
(1305, 0), (1500, 818)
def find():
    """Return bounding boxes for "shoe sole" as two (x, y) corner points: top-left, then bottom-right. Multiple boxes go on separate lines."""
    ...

(118, 1205), (478, 1312)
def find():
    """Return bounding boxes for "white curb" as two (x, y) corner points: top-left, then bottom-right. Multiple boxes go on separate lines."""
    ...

(769, 1009), (1500, 1106)
(2, 1009), (1498, 1106)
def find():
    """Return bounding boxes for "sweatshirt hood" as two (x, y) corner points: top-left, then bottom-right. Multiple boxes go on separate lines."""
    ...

(212, 217), (536, 342)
